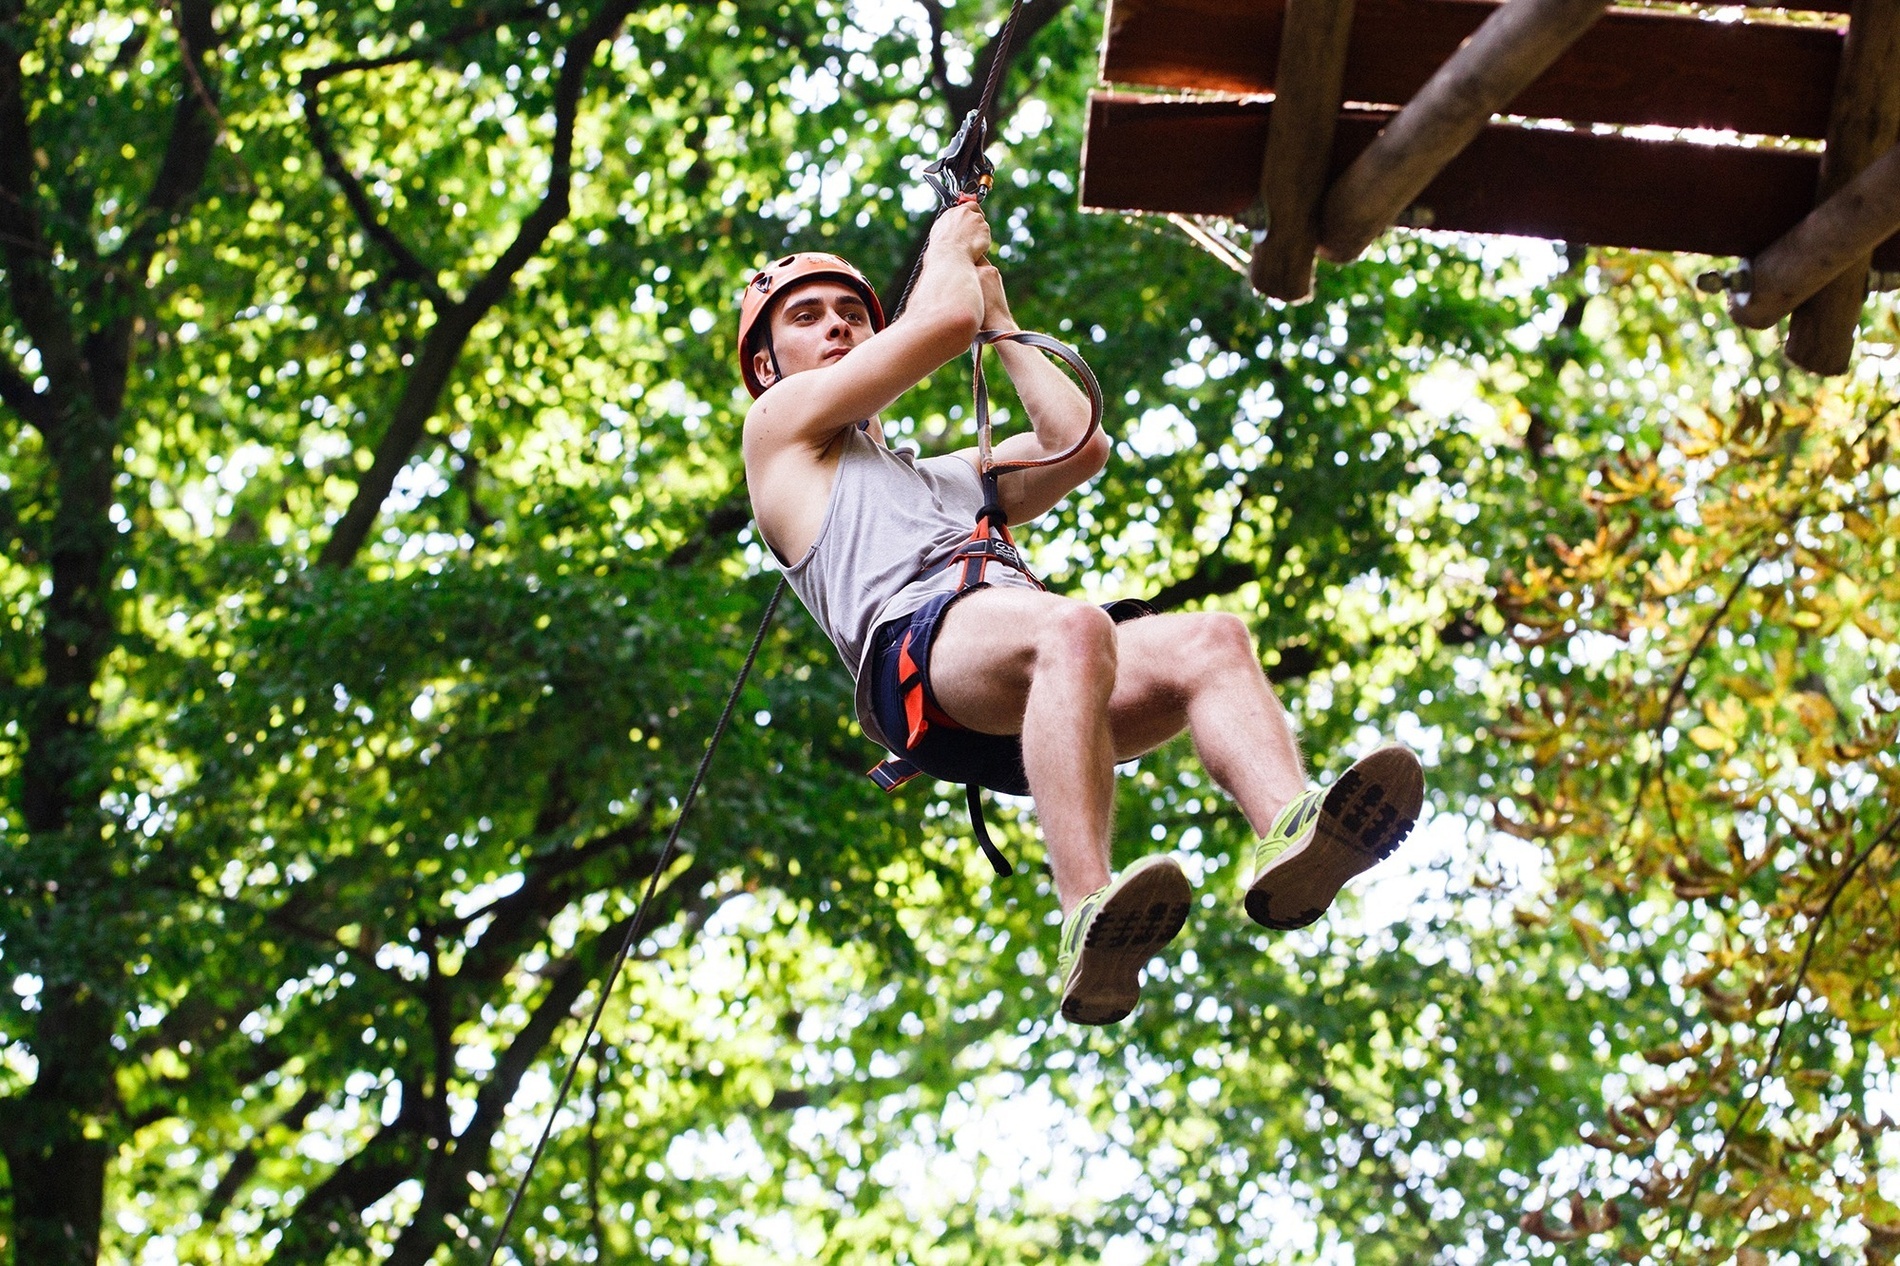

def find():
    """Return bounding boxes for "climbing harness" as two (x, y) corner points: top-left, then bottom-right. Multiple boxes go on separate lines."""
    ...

(865, 326), (1162, 879)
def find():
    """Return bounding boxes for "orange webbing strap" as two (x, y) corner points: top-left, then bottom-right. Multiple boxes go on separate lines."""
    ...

(895, 628), (962, 748)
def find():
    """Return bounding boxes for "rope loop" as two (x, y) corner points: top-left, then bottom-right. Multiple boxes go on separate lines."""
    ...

(969, 328), (1105, 482)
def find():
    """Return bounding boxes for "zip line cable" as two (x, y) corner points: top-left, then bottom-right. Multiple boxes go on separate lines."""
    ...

(481, 578), (786, 1266)
(894, 0), (1032, 318)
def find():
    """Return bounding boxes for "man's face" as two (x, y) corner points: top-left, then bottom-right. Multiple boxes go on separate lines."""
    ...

(753, 280), (875, 389)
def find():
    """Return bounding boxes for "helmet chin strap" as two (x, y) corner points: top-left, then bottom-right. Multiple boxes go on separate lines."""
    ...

(754, 329), (783, 389)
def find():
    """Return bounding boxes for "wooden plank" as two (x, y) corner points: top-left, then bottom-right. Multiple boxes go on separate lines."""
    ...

(1252, 0), (1359, 299)
(1079, 93), (1900, 268)
(1786, 0), (1900, 374)
(1317, 0), (1612, 262)
(1101, 0), (1843, 139)
(1732, 140), (1900, 326)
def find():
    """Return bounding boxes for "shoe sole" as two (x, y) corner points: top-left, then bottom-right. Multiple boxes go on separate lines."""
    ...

(1244, 745), (1423, 931)
(1060, 857), (1192, 1026)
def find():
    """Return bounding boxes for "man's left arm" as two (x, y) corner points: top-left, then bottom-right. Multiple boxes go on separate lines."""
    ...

(971, 264), (1110, 523)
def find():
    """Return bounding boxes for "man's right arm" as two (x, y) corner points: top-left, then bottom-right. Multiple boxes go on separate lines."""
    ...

(743, 204), (992, 459)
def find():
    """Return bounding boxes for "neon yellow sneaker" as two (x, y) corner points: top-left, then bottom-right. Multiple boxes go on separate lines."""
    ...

(1056, 854), (1191, 1025)
(1242, 744), (1423, 930)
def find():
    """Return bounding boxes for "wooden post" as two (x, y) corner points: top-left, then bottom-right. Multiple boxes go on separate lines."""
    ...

(1784, 0), (1900, 375)
(1251, 0), (1358, 301)
(1315, 0), (1608, 263)
(1731, 141), (1900, 328)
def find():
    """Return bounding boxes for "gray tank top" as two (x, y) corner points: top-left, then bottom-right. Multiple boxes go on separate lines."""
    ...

(776, 426), (1034, 751)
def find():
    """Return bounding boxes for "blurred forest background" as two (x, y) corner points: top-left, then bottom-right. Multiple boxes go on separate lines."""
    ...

(3, 1), (1898, 1263)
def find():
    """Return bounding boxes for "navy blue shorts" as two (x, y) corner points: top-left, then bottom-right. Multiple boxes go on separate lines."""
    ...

(868, 587), (1031, 797)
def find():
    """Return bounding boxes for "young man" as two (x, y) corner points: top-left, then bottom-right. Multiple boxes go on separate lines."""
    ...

(739, 202), (1422, 1025)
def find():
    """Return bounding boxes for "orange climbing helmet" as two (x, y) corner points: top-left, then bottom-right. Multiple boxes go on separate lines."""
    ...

(737, 252), (887, 397)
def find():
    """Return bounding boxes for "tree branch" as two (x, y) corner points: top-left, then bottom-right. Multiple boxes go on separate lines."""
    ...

(297, 75), (448, 304)
(0, 3), (92, 434)
(316, 0), (643, 570)
(0, 355), (54, 434)
(134, 0), (225, 235)
(291, 4), (551, 306)
(1664, 809), (1900, 1258)
(945, 0), (1068, 123)
(387, 867), (727, 1266)
(77, 0), (227, 424)
(922, 0), (954, 104)
(197, 1087), (324, 1231)
(456, 804), (661, 983)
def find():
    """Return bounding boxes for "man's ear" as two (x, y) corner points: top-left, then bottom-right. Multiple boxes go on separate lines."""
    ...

(751, 345), (776, 390)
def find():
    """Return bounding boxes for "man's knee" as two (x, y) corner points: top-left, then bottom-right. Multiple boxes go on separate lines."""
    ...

(1159, 611), (1258, 677)
(1037, 600), (1119, 677)
(1198, 611), (1257, 662)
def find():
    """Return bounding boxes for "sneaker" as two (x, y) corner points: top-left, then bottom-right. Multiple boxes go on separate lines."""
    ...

(1056, 854), (1192, 1025)
(1242, 744), (1423, 930)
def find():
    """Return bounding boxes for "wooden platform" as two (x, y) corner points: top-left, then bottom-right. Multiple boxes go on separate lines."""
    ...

(1082, 0), (1895, 261)
(1102, 0), (1847, 139)
(1082, 93), (1900, 268)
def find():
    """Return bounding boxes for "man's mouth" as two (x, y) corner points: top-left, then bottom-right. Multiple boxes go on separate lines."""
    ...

(823, 347), (851, 361)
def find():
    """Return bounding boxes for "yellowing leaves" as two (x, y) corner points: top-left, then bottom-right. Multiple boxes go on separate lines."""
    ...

(1688, 724), (1732, 753)
(1650, 547), (1697, 597)
(1790, 690), (1837, 734)
(1689, 697), (1751, 753)
(1853, 607), (1893, 641)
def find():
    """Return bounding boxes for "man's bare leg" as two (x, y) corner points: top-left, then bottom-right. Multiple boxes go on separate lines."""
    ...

(1101, 611), (1421, 927)
(925, 588), (1121, 914)
(1102, 611), (1307, 835)
(927, 586), (1192, 1024)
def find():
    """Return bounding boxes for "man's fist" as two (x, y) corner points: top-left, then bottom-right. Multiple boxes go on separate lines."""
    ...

(929, 199), (992, 264)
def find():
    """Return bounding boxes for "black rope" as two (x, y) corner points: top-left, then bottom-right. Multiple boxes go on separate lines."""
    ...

(970, 0), (1027, 138)
(893, 0), (1033, 319)
(481, 577), (787, 1266)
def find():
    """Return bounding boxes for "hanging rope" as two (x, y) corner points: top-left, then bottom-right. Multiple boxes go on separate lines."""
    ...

(893, 0), (1034, 318)
(481, 578), (786, 1266)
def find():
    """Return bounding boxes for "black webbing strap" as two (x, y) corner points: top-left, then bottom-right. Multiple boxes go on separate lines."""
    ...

(967, 784), (1013, 876)
(869, 757), (923, 792)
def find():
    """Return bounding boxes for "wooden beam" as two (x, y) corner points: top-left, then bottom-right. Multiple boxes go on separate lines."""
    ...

(1102, 0), (1844, 140)
(1785, 0), (1900, 375)
(1080, 93), (1900, 269)
(1731, 141), (1900, 328)
(1316, 0), (1611, 262)
(1251, 0), (1358, 300)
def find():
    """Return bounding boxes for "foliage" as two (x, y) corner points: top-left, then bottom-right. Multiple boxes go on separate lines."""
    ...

(2, 0), (1897, 1264)
(1496, 384), (1900, 1262)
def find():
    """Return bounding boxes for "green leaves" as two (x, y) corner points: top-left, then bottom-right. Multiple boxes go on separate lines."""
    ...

(8, 0), (1899, 1262)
